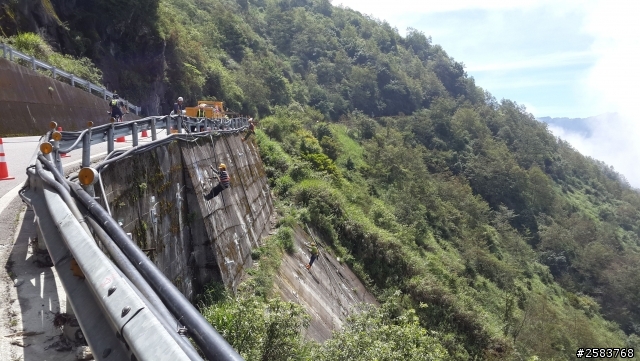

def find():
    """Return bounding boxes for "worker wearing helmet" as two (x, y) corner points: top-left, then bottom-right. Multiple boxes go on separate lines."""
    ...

(172, 96), (185, 116)
(196, 103), (207, 118)
(108, 91), (127, 121)
(204, 163), (231, 200)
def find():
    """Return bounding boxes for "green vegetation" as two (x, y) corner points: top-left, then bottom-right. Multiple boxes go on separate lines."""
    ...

(200, 233), (450, 361)
(2, 33), (103, 85)
(251, 102), (640, 360)
(5, 1), (640, 359)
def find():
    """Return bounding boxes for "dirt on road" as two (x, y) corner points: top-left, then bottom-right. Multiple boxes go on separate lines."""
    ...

(0, 195), (75, 361)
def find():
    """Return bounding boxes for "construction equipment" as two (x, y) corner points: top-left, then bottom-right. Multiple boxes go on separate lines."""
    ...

(185, 101), (225, 118)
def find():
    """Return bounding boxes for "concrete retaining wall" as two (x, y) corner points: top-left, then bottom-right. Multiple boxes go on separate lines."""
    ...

(98, 133), (377, 341)
(98, 134), (273, 298)
(0, 57), (136, 137)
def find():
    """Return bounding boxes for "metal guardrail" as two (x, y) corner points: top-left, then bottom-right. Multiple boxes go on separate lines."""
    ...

(52, 115), (249, 173)
(0, 43), (141, 115)
(18, 118), (251, 360)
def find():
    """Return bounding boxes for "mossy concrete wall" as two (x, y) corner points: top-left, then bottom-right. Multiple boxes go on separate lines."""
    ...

(98, 133), (377, 341)
(98, 134), (273, 298)
(0, 57), (137, 137)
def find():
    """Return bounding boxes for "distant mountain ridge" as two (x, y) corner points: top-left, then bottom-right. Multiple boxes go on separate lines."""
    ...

(537, 113), (621, 137)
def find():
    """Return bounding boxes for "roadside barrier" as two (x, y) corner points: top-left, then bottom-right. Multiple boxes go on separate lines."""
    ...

(57, 127), (71, 157)
(0, 138), (14, 180)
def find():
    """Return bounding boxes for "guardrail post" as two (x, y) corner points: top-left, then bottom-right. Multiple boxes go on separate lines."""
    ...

(177, 116), (183, 134)
(151, 117), (157, 141)
(102, 88), (107, 100)
(31, 56), (36, 70)
(70, 74), (75, 87)
(52, 140), (64, 175)
(136, 106), (140, 116)
(1, 43), (5, 58)
(82, 122), (93, 168)
(108, 120), (115, 154)
(51, 66), (57, 79)
(132, 122), (138, 147)
(8, 46), (13, 61)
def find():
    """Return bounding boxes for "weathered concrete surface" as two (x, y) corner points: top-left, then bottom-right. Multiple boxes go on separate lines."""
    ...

(98, 133), (377, 342)
(0, 57), (137, 137)
(98, 134), (273, 298)
(182, 135), (274, 293)
(275, 226), (378, 342)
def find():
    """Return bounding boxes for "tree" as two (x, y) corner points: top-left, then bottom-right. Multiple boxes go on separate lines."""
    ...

(314, 303), (448, 361)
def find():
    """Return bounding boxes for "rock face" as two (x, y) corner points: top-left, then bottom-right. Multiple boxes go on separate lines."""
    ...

(0, 58), (137, 136)
(1, 0), (169, 117)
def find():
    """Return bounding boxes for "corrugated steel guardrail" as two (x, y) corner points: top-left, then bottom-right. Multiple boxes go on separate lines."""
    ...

(18, 118), (251, 360)
(0, 43), (140, 115)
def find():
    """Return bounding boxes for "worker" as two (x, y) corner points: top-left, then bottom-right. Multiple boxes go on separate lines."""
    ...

(204, 163), (230, 200)
(172, 96), (185, 115)
(197, 103), (207, 118)
(242, 118), (255, 142)
(192, 103), (207, 132)
(306, 242), (319, 270)
(108, 92), (128, 121)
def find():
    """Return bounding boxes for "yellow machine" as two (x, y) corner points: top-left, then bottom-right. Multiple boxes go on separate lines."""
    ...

(185, 101), (225, 118)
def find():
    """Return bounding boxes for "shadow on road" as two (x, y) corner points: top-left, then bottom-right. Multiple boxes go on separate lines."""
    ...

(6, 208), (75, 361)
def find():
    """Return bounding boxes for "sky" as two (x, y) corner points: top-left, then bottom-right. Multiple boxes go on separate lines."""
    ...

(336, 0), (640, 187)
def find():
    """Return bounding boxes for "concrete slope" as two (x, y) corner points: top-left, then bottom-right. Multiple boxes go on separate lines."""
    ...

(97, 133), (377, 341)
(275, 225), (378, 342)
(0, 58), (136, 137)
(98, 134), (273, 299)
(181, 135), (274, 293)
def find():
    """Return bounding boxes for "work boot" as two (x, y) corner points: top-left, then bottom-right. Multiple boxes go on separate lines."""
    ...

(306, 264), (311, 270)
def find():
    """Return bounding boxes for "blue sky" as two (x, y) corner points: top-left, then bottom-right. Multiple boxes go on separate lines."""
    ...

(336, 0), (640, 187)
(335, 0), (634, 118)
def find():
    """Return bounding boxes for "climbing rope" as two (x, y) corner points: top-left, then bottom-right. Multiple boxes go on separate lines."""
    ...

(304, 224), (354, 308)
(222, 136), (256, 222)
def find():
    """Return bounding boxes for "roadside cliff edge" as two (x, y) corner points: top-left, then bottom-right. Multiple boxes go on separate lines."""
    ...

(98, 133), (377, 341)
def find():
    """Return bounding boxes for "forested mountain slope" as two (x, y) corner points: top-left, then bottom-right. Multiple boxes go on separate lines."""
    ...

(2, 0), (640, 359)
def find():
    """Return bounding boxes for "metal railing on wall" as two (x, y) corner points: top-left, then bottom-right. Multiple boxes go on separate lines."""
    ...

(53, 115), (250, 172)
(0, 43), (141, 115)
(18, 116), (250, 360)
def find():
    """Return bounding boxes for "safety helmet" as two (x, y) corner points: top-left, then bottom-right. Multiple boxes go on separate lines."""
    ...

(219, 163), (226, 170)
(199, 103), (206, 108)
(177, 97), (183, 102)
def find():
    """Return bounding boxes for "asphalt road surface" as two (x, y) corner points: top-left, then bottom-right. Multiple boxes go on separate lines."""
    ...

(0, 130), (169, 360)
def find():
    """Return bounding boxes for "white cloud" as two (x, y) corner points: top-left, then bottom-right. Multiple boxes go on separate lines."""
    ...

(582, 1), (640, 118)
(337, 0), (640, 185)
(572, 0), (640, 186)
(548, 115), (640, 188)
(336, 0), (582, 18)
(467, 51), (596, 72)
(478, 77), (570, 90)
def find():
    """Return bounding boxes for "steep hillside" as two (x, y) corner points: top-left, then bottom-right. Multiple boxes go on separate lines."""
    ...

(3, 0), (640, 360)
(2, 0), (479, 117)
